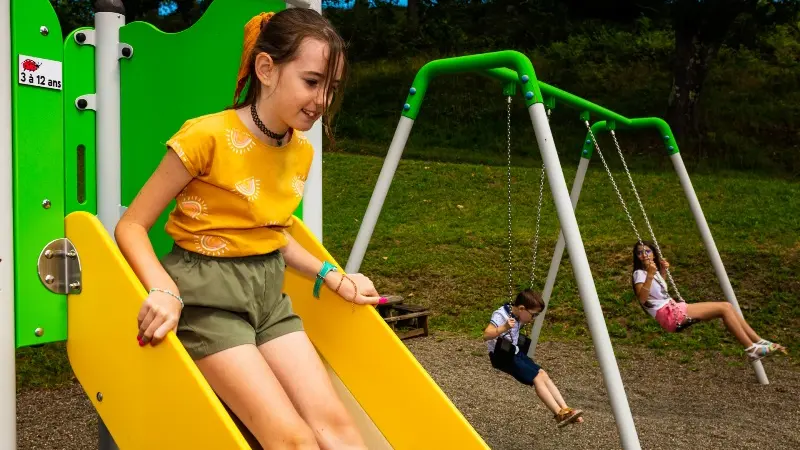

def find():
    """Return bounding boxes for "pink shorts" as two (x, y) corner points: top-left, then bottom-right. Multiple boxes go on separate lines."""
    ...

(655, 299), (689, 332)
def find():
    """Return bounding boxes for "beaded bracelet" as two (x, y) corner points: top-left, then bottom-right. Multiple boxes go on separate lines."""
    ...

(337, 274), (359, 303)
(149, 287), (184, 309)
(335, 273), (346, 294)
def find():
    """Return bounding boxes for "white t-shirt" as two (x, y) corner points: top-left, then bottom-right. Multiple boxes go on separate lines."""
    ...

(486, 305), (520, 353)
(632, 269), (671, 317)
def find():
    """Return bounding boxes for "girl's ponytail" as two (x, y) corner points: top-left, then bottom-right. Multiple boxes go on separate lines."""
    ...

(233, 12), (275, 105)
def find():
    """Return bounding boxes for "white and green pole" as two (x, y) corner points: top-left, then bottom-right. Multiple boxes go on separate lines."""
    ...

(526, 102), (640, 450)
(526, 118), (607, 358)
(344, 116), (415, 273)
(94, 0), (126, 239)
(527, 155), (590, 359)
(669, 151), (768, 384)
(0, 0), (18, 447)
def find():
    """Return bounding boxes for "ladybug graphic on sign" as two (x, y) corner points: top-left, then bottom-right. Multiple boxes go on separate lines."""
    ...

(19, 55), (62, 90)
(22, 59), (41, 72)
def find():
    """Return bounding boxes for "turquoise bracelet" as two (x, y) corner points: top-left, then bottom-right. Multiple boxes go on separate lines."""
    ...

(149, 287), (184, 309)
(313, 261), (337, 298)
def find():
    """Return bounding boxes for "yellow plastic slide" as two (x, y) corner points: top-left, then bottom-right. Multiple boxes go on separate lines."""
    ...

(65, 211), (489, 449)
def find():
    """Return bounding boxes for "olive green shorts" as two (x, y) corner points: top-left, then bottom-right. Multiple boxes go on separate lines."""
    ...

(161, 245), (303, 360)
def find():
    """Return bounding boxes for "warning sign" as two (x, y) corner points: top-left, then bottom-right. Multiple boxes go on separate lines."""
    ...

(18, 55), (63, 91)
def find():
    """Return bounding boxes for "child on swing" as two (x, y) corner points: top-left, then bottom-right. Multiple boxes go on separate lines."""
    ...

(483, 289), (584, 428)
(632, 240), (787, 362)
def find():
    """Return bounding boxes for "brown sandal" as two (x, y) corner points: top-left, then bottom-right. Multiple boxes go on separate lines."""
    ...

(554, 407), (583, 428)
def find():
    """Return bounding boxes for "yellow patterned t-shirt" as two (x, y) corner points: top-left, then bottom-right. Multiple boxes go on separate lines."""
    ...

(164, 109), (313, 257)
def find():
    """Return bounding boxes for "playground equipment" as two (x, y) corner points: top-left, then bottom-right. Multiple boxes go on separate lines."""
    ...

(344, 50), (645, 450)
(1, 0), (490, 448)
(512, 80), (770, 386)
(344, 51), (772, 448)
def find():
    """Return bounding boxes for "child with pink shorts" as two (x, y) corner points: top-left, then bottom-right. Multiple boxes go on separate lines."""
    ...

(631, 240), (787, 362)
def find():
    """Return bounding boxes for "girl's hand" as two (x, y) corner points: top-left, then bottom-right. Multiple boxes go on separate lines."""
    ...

(646, 259), (658, 277)
(326, 272), (382, 305)
(137, 290), (182, 346)
(660, 259), (670, 271)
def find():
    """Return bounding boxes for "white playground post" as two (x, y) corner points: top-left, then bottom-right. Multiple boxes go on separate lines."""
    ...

(0, 0), (18, 447)
(528, 104), (641, 450)
(670, 153), (769, 385)
(94, 1), (125, 448)
(344, 117), (415, 273)
(527, 156), (590, 359)
(94, 1), (126, 238)
(294, 0), (324, 241)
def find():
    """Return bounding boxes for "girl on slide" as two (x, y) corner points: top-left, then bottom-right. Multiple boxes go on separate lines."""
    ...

(116, 9), (384, 449)
(631, 240), (787, 362)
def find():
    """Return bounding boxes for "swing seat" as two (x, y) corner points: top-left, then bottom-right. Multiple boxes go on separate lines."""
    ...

(490, 334), (531, 370)
(675, 317), (699, 332)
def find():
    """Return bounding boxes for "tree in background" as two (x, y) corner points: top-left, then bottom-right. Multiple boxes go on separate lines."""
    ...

(46, 0), (800, 172)
(665, 0), (799, 148)
(49, 0), (213, 34)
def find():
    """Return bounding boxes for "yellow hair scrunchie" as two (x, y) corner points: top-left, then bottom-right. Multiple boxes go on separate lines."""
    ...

(234, 12), (275, 104)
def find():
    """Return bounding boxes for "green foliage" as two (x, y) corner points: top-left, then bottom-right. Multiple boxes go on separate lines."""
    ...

(48, 0), (800, 173)
(331, 18), (799, 174)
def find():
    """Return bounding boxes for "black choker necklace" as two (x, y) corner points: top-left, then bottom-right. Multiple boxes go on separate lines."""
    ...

(250, 103), (290, 146)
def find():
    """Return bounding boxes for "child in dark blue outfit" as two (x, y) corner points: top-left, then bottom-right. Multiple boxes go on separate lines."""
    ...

(484, 289), (584, 427)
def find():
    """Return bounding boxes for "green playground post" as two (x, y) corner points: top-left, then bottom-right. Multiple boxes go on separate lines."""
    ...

(10, 0), (68, 348)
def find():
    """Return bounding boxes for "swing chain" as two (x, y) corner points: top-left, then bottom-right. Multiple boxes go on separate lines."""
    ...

(505, 96), (514, 302)
(529, 163), (545, 288)
(609, 131), (683, 301)
(584, 122), (643, 243)
(507, 103), (548, 299)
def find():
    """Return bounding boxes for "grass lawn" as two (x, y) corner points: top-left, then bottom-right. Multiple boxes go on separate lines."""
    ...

(16, 148), (799, 388)
(320, 149), (799, 366)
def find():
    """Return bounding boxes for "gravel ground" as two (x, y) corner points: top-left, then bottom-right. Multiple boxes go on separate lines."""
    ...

(17, 334), (799, 449)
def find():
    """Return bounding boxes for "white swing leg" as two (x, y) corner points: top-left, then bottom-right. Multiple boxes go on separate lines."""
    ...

(345, 117), (415, 274)
(528, 104), (641, 450)
(527, 157), (590, 359)
(670, 153), (769, 385)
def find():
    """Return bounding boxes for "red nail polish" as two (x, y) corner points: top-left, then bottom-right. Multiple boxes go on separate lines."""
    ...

(379, 297), (388, 304)
(138, 339), (145, 347)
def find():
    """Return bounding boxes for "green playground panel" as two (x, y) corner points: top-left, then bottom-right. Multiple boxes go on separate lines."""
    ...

(64, 27), (98, 216)
(119, 0), (291, 258)
(11, 0), (67, 348)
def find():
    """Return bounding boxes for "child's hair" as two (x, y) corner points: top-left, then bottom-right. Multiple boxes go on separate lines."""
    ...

(514, 289), (544, 312)
(230, 9), (347, 141)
